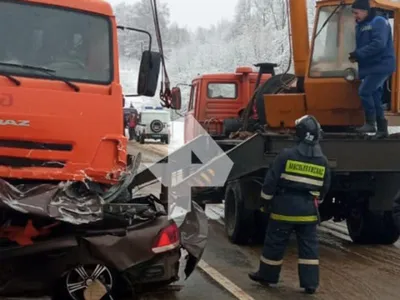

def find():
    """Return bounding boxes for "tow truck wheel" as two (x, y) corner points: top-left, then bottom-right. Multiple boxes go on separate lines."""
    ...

(346, 208), (399, 245)
(224, 180), (256, 245)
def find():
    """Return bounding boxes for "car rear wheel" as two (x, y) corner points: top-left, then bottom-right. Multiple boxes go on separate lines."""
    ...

(53, 264), (117, 300)
(164, 135), (170, 144)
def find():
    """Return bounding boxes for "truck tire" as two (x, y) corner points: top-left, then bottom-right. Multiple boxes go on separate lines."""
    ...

(346, 208), (399, 244)
(224, 180), (256, 244)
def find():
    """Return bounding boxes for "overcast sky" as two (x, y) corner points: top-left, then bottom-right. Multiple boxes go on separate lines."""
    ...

(108, 0), (237, 30)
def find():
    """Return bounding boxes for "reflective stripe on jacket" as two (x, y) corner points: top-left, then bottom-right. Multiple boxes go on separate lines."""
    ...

(261, 145), (331, 224)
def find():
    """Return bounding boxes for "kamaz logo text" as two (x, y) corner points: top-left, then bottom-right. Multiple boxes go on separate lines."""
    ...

(0, 119), (30, 126)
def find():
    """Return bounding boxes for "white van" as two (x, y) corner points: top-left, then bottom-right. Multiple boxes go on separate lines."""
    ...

(136, 106), (171, 144)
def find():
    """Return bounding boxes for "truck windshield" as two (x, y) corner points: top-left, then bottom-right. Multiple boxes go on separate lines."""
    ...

(310, 5), (356, 77)
(0, 1), (112, 84)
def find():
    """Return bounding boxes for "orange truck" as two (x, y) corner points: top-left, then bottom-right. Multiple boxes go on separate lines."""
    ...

(0, 0), (205, 298)
(184, 63), (275, 142)
(138, 0), (400, 246)
(0, 0), (160, 184)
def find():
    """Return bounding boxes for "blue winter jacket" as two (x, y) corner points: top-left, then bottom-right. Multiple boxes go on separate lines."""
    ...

(354, 11), (396, 79)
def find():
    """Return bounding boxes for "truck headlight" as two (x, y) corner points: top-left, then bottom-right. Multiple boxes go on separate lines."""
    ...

(344, 68), (357, 82)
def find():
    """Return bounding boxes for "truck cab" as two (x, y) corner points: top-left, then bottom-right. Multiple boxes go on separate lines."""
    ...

(0, 0), (159, 184)
(184, 66), (272, 142)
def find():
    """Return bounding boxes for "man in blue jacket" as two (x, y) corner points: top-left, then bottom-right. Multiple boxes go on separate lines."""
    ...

(350, 0), (396, 137)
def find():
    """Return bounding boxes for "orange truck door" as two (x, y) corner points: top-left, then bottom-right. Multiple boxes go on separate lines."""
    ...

(184, 81), (199, 143)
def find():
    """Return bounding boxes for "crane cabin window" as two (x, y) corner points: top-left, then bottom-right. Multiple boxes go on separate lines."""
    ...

(0, 0), (112, 84)
(207, 83), (238, 99)
(310, 5), (356, 78)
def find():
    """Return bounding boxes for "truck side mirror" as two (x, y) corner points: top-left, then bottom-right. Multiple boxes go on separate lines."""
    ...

(137, 51), (161, 97)
(171, 87), (182, 110)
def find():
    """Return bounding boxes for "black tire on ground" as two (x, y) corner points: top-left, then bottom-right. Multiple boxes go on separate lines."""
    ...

(224, 180), (257, 245)
(140, 134), (145, 144)
(346, 207), (399, 245)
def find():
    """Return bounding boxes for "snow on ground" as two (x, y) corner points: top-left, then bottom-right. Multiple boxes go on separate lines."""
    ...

(389, 126), (400, 134)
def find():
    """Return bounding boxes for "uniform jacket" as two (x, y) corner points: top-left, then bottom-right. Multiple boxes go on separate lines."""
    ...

(354, 11), (395, 79)
(260, 144), (331, 224)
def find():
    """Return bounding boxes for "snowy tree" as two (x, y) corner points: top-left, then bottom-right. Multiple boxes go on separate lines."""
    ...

(113, 0), (320, 114)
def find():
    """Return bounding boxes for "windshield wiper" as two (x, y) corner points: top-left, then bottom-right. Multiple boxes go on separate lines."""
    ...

(0, 62), (80, 92)
(0, 73), (21, 86)
(315, 3), (345, 38)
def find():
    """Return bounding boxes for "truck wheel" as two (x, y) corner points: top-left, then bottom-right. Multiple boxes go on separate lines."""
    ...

(140, 134), (145, 144)
(224, 180), (256, 244)
(346, 208), (399, 244)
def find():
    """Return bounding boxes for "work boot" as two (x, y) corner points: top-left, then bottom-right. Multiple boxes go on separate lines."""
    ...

(305, 288), (316, 294)
(355, 115), (376, 134)
(248, 272), (273, 286)
(375, 118), (389, 138)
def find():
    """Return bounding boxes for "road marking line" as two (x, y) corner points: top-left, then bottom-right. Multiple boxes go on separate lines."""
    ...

(197, 260), (255, 300)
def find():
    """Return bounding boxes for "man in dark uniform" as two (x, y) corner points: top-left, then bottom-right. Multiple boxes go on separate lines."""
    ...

(248, 115), (331, 294)
(350, 0), (395, 136)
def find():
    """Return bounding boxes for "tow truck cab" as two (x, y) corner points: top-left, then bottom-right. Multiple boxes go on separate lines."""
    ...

(0, 0), (159, 184)
(184, 66), (272, 142)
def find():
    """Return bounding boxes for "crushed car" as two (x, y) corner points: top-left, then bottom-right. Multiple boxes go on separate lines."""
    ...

(0, 153), (208, 299)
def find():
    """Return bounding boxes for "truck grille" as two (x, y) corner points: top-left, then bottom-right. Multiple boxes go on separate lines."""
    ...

(0, 156), (65, 168)
(0, 139), (73, 151)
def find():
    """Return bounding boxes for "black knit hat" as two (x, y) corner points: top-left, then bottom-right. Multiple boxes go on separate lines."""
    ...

(352, 0), (370, 10)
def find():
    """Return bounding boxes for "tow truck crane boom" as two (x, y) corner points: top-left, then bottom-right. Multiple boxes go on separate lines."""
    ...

(288, 0), (311, 77)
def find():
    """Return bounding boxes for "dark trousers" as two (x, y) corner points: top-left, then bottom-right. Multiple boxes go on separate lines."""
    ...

(258, 220), (319, 289)
(359, 74), (391, 120)
(128, 127), (136, 140)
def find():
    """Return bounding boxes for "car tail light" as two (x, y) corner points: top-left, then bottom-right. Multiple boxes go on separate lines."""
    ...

(152, 222), (180, 254)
